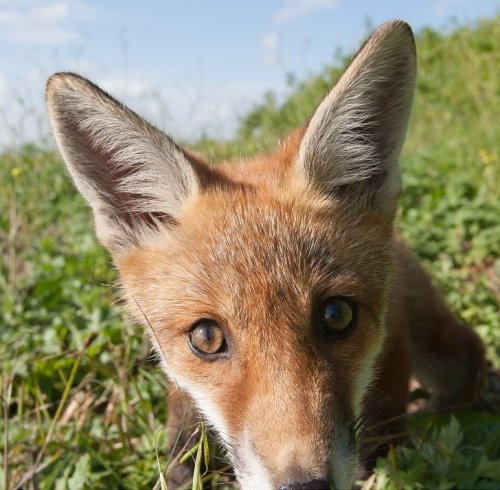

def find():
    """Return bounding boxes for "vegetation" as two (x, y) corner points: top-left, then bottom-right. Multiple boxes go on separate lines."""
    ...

(1, 15), (499, 490)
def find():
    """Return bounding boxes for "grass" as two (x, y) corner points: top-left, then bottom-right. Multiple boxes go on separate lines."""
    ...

(1, 15), (499, 490)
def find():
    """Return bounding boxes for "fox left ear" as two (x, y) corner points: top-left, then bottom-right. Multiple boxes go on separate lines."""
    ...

(295, 20), (416, 218)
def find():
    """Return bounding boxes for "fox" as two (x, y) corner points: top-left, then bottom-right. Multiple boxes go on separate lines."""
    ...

(45, 19), (486, 490)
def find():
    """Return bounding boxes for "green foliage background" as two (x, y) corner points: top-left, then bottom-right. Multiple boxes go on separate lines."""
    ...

(1, 16), (499, 490)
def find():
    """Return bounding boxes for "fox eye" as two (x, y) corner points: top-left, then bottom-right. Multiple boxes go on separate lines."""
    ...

(320, 297), (356, 338)
(188, 320), (228, 359)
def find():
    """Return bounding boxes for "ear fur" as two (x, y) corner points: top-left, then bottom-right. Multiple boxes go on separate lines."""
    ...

(296, 20), (416, 218)
(45, 73), (200, 256)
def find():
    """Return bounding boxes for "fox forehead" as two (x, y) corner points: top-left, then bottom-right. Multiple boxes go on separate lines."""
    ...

(118, 186), (393, 332)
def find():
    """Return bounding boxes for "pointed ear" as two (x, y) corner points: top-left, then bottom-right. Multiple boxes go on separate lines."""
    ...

(295, 20), (416, 218)
(46, 73), (201, 256)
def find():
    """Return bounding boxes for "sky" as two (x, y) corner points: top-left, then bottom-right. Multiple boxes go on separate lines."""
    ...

(0, 0), (498, 149)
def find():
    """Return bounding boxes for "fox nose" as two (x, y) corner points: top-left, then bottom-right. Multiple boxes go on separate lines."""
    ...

(279, 480), (330, 490)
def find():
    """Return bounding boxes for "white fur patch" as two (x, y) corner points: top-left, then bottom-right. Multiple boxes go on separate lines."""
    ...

(352, 336), (385, 420)
(166, 370), (232, 450)
(236, 437), (273, 490)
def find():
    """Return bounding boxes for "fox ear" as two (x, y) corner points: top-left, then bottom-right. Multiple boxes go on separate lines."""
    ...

(295, 20), (416, 218)
(46, 73), (200, 256)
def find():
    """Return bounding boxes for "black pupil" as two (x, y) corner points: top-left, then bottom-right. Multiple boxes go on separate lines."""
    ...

(201, 324), (217, 342)
(190, 321), (225, 355)
(325, 303), (341, 320)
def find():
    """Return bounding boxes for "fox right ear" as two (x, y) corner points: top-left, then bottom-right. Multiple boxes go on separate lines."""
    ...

(46, 73), (200, 256)
(295, 20), (416, 219)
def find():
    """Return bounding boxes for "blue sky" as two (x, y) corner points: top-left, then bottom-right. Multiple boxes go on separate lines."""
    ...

(0, 0), (498, 148)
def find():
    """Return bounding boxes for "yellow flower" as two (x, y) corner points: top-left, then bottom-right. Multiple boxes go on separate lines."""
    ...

(479, 148), (497, 165)
(11, 167), (23, 177)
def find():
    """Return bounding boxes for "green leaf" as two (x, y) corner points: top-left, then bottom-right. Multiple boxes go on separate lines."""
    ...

(439, 416), (463, 454)
(477, 455), (500, 481)
(192, 434), (204, 490)
(67, 453), (91, 490)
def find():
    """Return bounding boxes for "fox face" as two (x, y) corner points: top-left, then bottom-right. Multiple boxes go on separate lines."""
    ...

(120, 187), (394, 487)
(46, 20), (417, 489)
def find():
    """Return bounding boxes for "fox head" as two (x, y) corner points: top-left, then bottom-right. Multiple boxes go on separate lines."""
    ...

(46, 20), (416, 490)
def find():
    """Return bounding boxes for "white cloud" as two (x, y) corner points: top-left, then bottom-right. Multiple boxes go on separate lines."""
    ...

(261, 31), (280, 67)
(274, 0), (342, 23)
(0, 74), (8, 103)
(31, 1), (69, 22)
(64, 59), (93, 73)
(168, 82), (286, 140)
(0, 10), (17, 22)
(0, 1), (95, 45)
(7, 27), (79, 44)
(99, 78), (154, 99)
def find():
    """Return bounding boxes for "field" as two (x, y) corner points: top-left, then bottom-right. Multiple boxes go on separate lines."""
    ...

(1, 16), (499, 489)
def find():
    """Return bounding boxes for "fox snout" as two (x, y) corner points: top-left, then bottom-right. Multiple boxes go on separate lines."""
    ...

(233, 423), (358, 489)
(225, 353), (359, 489)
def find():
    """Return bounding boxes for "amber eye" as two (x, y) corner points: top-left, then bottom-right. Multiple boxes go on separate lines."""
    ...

(188, 320), (227, 359)
(320, 297), (356, 338)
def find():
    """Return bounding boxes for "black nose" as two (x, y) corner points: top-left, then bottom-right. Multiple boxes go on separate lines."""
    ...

(279, 480), (330, 490)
